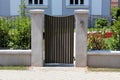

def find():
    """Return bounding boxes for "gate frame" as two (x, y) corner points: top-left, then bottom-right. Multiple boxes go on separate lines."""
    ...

(30, 9), (89, 67)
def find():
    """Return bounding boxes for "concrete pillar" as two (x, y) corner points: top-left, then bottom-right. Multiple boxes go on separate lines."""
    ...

(30, 9), (44, 67)
(74, 10), (89, 67)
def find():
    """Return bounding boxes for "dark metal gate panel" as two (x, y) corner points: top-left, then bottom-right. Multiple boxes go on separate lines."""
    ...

(45, 15), (74, 64)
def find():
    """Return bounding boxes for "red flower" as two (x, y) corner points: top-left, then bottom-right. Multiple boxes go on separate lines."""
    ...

(104, 32), (113, 38)
(88, 32), (113, 38)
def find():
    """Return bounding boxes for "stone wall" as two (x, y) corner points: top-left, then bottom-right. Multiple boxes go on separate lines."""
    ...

(88, 51), (120, 68)
(0, 50), (31, 66)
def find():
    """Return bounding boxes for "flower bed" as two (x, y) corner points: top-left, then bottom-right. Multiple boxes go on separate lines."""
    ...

(87, 31), (113, 38)
(87, 31), (114, 50)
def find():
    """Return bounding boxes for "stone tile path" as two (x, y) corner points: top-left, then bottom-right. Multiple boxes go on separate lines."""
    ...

(0, 67), (120, 80)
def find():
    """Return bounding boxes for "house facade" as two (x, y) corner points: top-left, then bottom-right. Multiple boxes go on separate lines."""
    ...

(0, 0), (111, 26)
(0, 0), (21, 16)
(118, 0), (120, 7)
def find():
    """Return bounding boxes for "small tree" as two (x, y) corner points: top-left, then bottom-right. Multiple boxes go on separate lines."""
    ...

(18, 0), (27, 16)
(95, 18), (109, 28)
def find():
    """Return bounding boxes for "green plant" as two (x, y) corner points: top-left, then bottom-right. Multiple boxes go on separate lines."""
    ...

(111, 8), (119, 19)
(95, 18), (110, 28)
(0, 66), (28, 70)
(0, 17), (11, 49)
(18, 0), (27, 16)
(9, 16), (31, 49)
(104, 38), (115, 50)
(110, 17), (120, 50)
(88, 32), (108, 50)
(88, 67), (120, 72)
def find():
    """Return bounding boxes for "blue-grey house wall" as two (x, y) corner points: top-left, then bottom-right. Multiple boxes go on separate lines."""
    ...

(0, 0), (10, 16)
(46, 0), (52, 15)
(102, 0), (111, 16)
(62, 0), (89, 16)
(0, 0), (21, 16)
(10, 0), (21, 16)
(0, 0), (111, 27)
(49, 0), (89, 16)
(26, 0), (52, 15)
(89, 0), (92, 15)
(0, 0), (111, 20)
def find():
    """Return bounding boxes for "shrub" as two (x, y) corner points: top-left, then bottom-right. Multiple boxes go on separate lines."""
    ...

(95, 18), (109, 28)
(9, 16), (31, 49)
(110, 17), (120, 50)
(0, 15), (31, 49)
(0, 17), (11, 49)
(111, 8), (119, 19)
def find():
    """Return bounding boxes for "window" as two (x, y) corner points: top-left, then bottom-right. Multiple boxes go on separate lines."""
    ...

(29, 0), (32, 4)
(35, 0), (38, 4)
(70, 0), (73, 4)
(75, 0), (78, 4)
(80, 0), (84, 4)
(28, 0), (43, 5)
(39, 0), (43, 4)
(70, 0), (84, 5)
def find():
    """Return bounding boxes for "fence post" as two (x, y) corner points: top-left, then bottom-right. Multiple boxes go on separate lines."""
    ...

(74, 10), (89, 67)
(30, 9), (44, 67)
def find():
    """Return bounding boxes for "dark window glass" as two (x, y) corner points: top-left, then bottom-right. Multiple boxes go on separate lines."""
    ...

(34, 0), (38, 4)
(70, 0), (73, 4)
(39, 0), (43, 4)
(29, 0), (32, 4)
(75, 0), (78, 4)
(80, 0), (84, 4)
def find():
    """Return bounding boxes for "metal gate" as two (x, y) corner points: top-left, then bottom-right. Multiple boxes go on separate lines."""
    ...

(45, 15), (74, 64)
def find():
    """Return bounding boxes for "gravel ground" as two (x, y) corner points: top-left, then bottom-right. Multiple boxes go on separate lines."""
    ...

(0, 67), (120, 80)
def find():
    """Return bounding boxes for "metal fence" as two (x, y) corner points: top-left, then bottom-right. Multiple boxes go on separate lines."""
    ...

(0, 16), (31, 49)
(45, 15), (74, 64)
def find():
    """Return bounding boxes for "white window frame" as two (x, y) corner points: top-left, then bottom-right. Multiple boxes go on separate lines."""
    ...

(28, 0), (43, 5)
(66, 0), (88, 9)
(69, 0), (84, 5)
(27, 0), (48, 9)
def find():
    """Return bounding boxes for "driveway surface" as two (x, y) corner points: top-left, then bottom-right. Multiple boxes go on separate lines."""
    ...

(0, 67), (120, 80)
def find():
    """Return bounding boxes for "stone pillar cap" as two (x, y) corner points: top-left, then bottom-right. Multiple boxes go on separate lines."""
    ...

(30, 9), (44, 14)
(75, 9), (89, 14)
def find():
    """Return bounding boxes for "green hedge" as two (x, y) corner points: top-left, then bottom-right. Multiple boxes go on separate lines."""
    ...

(0, 16), (31, 49)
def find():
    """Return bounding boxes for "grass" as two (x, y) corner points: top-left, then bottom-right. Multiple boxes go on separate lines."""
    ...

(0, 66), (28, 70)
(88, 67), (120, 72)
(1, 66), (120, 72)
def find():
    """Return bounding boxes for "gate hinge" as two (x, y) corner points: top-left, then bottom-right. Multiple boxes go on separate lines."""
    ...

(73, 57), (75, 61)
